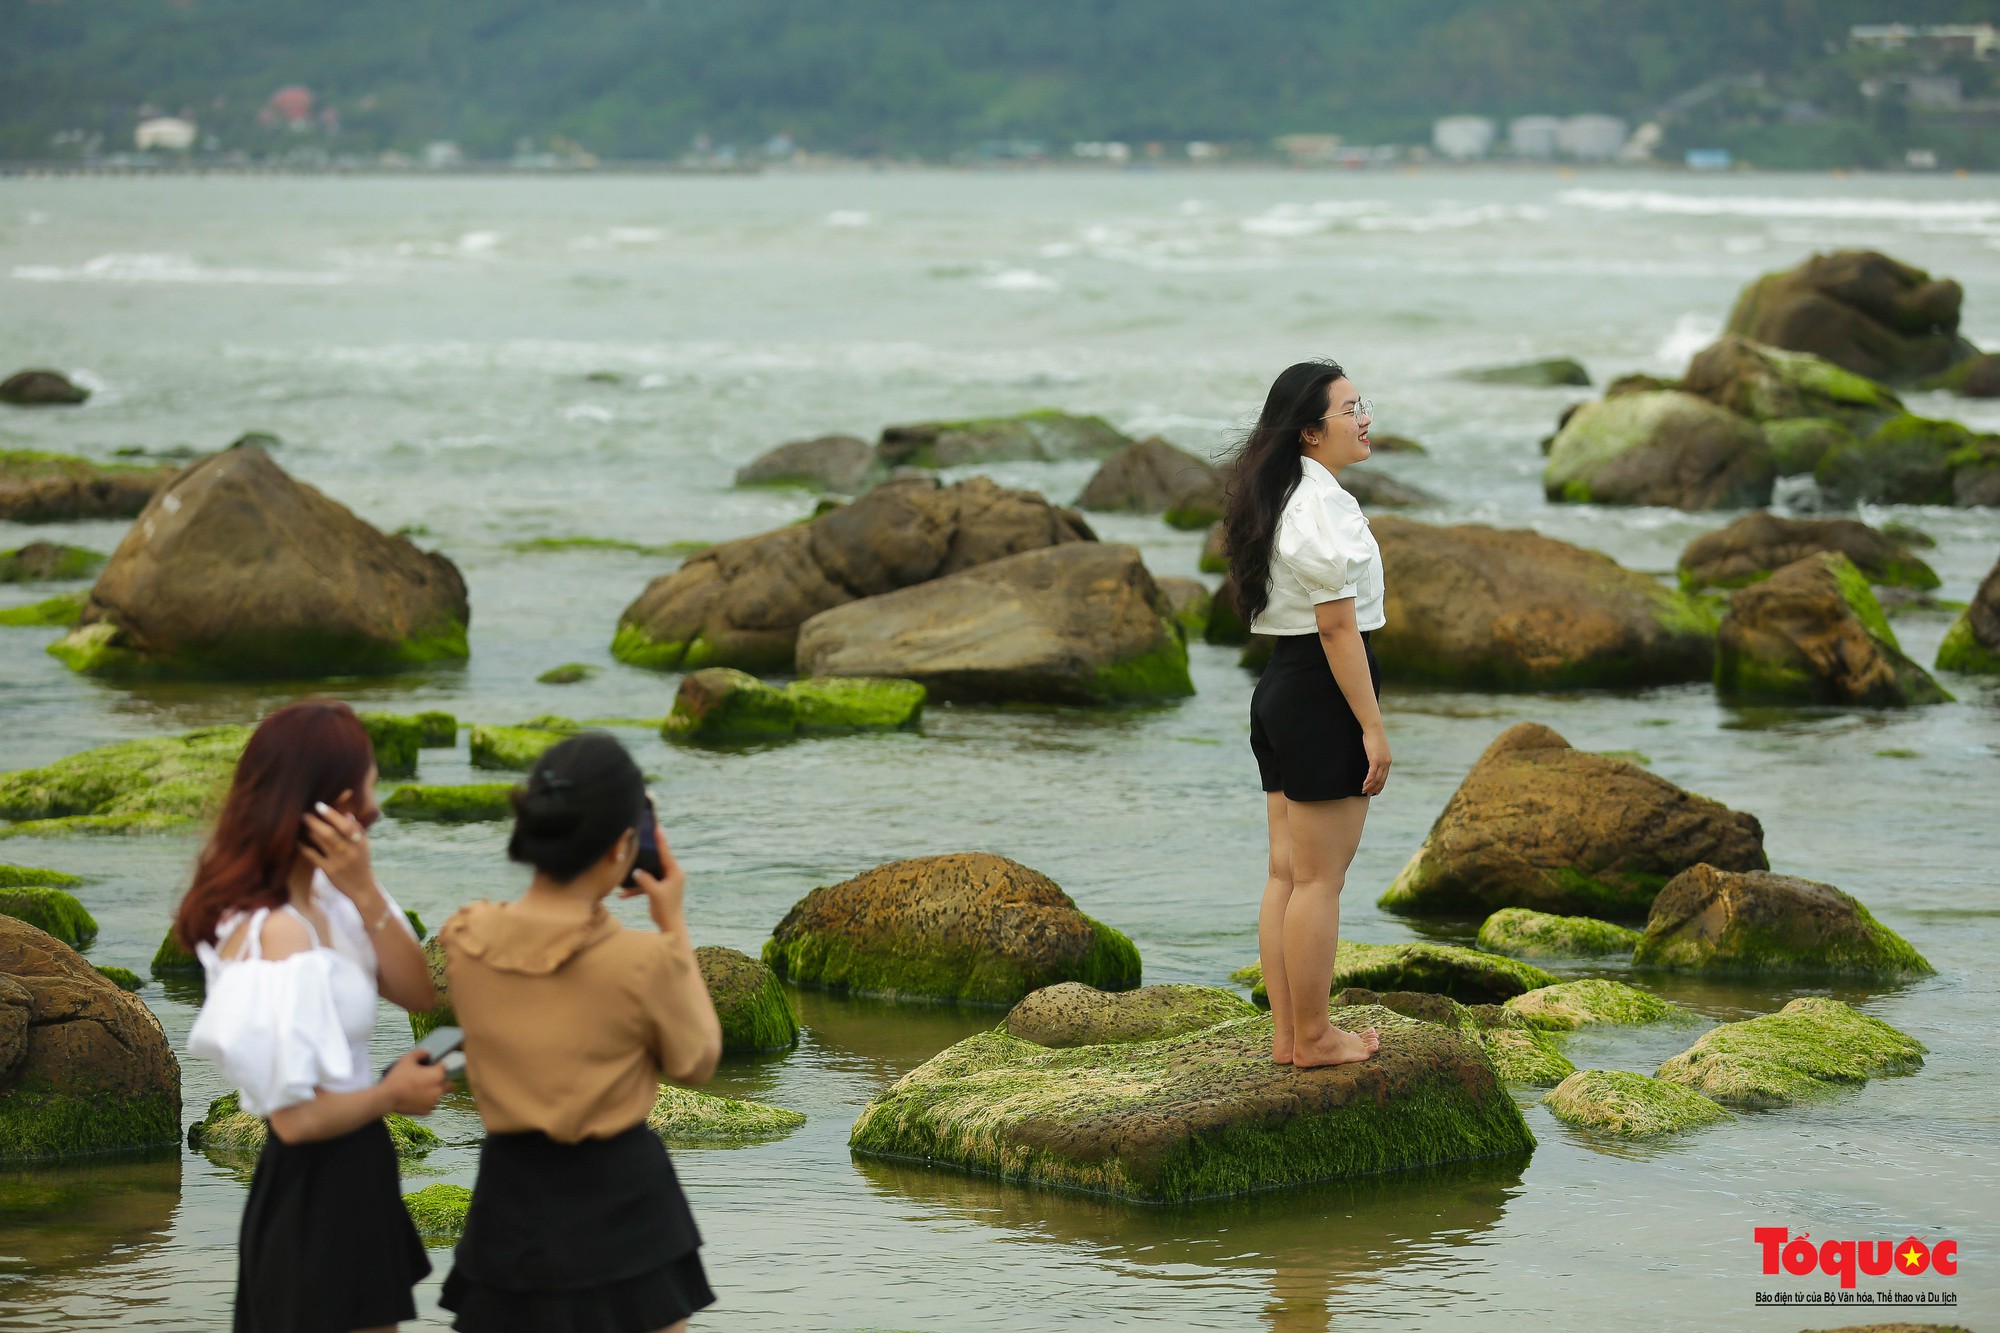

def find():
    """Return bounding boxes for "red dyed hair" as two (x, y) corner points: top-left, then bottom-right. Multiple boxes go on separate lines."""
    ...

(172, 699), (377, 951)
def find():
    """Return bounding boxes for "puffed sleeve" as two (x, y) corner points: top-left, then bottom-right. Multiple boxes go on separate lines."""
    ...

(633, 938), (713, 1082)
(186, 952), (356, 1117)
(1275, 493), (1373, 605)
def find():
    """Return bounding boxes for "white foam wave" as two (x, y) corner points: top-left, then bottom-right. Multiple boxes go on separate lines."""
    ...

(561, 404), (617, 424)
(10, 253), (350, 286)
(979, 268), (1060, 292)
(1561, 189), (2000, 225)
(825, 210), (872, 227)
(1654, 313), (1721, 371)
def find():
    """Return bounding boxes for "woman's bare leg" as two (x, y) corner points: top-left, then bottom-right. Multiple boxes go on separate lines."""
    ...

(1283, 796), (1380, 1069)
(1257, 792), (1296, 1063)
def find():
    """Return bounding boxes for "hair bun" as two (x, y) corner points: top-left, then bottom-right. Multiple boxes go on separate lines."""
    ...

(511, 785), (584, 837)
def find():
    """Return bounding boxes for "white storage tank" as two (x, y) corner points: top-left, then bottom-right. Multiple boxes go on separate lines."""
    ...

(1558, 115), (1629, 162)
(1509, 116), (1562, 159)
(1433, 116), (1496, 161)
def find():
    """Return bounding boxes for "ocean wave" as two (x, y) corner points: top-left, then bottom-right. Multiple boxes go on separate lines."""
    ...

(978, 267), (1060, 292)
(1561, 189), (2000, 226)
(10, 252), (350, 286)
(1653, 313), (1721, 370)
(825, 210), (872, 227)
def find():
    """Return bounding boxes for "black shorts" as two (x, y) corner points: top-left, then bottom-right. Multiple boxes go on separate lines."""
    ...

(1249, 630), (1380, 802)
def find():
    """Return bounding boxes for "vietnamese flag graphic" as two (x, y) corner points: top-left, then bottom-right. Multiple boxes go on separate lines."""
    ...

(1897, 1237), (1929, 1275)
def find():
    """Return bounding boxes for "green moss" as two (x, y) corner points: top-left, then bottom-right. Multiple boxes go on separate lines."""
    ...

(1476, 1027), (1576, 1087)
(1543, 1069), (1733, 1138)
(1084, 622), (1195, 702)
(789, 677), (926, 732)
(1816, 412), (1965, 505)
(48, 613), (469, 680)
(647, 1084), (806, 1143)
(1936, 612), (2000, 675)
(663, 669), (795, 740)
(403, 1183), (472, 1246)
(1634, 898), (1934, 980)
(0, 593), (85, 627)
(698, 945), (801, 1053)
(92, 964), (142, 991)
(187, 1092), (437, 1166)
(610, 620), (688, 671)
(356, 712), (424, 780)
(0, 543), (103, 583)
(0, 1084), (179, 1163)
(1377, 855), (1673, 924)
(0, 726), (248, 835)
(409, 937), (454, 1040)
(149, 928), (201, 979)
(509, 535), (699, 557)
(1002, 984), (1258, 1047)
(0, 886), (97, 948)
(1163, 499), (1223, 530)
(1079, 916), (1143, 991)
(1826, 553), (1899, 648)
(1236, 942), (1556, 1007)
(404, 909), (426, 941)
(468, 723), (575, 771)
(537, 662), (598, 684)
(1505, 979), (1690, 1032)
(0, 863), (81, 889)
(1475, 908), (1642, 960)
(1654, 997), (1923, 1109)
(1760, 417), (1853, 476)
(413, 711), (457, 747)
(382, 782), (516, 823)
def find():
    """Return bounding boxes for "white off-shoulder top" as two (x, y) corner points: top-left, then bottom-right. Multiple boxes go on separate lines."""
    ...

(186, 871), (413, 1117)
(1250, 455), (1386, 636)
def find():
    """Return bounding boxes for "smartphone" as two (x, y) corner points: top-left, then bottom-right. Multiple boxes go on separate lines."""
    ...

(381, 1025), (463, 1081)
(623, 794), (664, 888)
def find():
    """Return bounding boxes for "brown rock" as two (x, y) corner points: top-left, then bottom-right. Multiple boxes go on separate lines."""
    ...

(1677, 511), (1938, 592)
(1681, 334), (1902, 427)
(734, 434), (878, 492)
(1543, 390), (1774, 510)
(1634, 864), (1932, 979)
(1341, 468), (1440, 508)
(1960, 352), (2000, 397)
(1725, 250), (1977, 384)
(1000, 982), (1255, 1047)
(0, 451), (173, 523)
(1379, 722), (1768, 921)
(0, 370), (89, 406)
(1153, 576), (1211, 636)
(1076, 438), (1217, 513)
(877, 411), (1130, 468)
(1199, 520), (1228, 573)
(1715, 552), (1950, 706)
(49, 445), (469, 679)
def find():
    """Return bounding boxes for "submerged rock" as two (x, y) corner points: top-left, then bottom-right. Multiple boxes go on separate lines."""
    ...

(49, 446), (469, 679)
(696, 945), (799, 1053)
(1326, 988), (1573, 1087)
(1724, 250), (1976, 385)
(1475, 908), (1641, 960)
(1505, 979), (1691, 1032)
(0, 370), (90, 406)
(647, 1084), (806, 1144)
(0, 542), (104, 584)
(0, 916), (180, 1161)
(1464, 358), (1590, 387)
(1370, 519), (1716, 690)
(762, 853), (1141, 1007)
(403, 1183), (473, 1247)
(1920, 349), (2000, 397)
(189, 1090), (437, 1165)
(468, 718), (578, 771)
(536, 662), (597, 685)
(1076, 438), (1217, 514)
(356, 712), (425, 780)
(408, 937), (453, 1041)
(614, 476), (1094, 674)
(0, 591), (85, 627)
(1199, 521), (1228, 574)
(1544, 391), (1773, 511)
(0, 726), (248, 837)
(1812, 411), (2000, 507)
(734, 434), (878, 493)
(1543, 1069), (1732, 1139)
(662, 669), (925, 742)
(1001, 982), (1256, 1048)
(1380, 723), (1768, 921)
(1935, 550), (2000, 676)
(0, 450), (173, 524)
(1715, 552), (1951, 706)
(381, 783), (516, 824)
(1234, 941), (1557, 1006)
(848, 1005), (1536, 1202)
(1634, 864), (1933, 980)
(0, 864), (82, 890)
(876, 410), (1130, 468)
(149, 928), (201, 980)
(1678, 511), (1939, 592)
(1153, 576), (1211, 638)
(0, 886), (97, 950)
(1653, 997), (1923, 1109)
(794, 543), (1193, 705)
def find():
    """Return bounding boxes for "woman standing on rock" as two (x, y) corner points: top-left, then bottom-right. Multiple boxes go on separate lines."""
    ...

(437, 732), (722, 1333)
(181, 698), (449, 1333)
(1225, 359), (1388, 1070)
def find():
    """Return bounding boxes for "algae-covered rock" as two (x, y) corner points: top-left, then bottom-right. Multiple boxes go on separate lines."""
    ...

(662, 669), (925, 742)
(413, 711), (458, 747)
(0, 916), (180, 1161)
(1076, 438), (1218, 515)
(763, 853), (1141, 1007)
(0, 542), (104, 584)
(735, 434), (878, 492)
(1476, 1026), (1577, 1087)
(1935, 551), (2000, 676)
(1464, 357), (1590, 387)
(0, 864), (82, 889)
(357, 712), (424, 780)
(536, 662), (597, 685)
(647, 1083), (806, 1144)
(1681, 335), (1904, 431)
(696, 945), (799, 1053)
(1811, 411), (1996, 507)
(1653, 996), (1923, 1109)
(1238, 942), (1555, 1006)
(848, 1005), (1535, 1202)
(1635, 864), (1932, 980)
(1370, 518), (1716, 690)
(1715, 552), (1951, 706)
(1204, 574), (1251, 645)
(1380, 723), (1768, 921)
(188, 1090), (439, 1163)
(0, 449), (172, 523)
(1001, 982), (1255, 1048)
(381, 783), (516, 824)
(0, 726), (248, 837)
(0, 370), (90, 406)
(403, 1183), (472, 1246)
(1544, 391), (1773, 511)
(795, 543), (1193, 705)
(0, 887), (97, 950)
(93, 964), (142, 991)
(1724, 250), (1975, 385)
(1678, 511), (1938, 593)
(1543, 1069), (1732, 1138)
(1199, 521), (1228, 574)
(0, 592), (86, 627)
(877, 410), (1131, 468)
(1154, 576), (1211, 638)
(1475, 908), (1641, 960)
(1323, 988), (1572, 1085)
(408, 936), (453, 1041)
(48, 446), (469, 679)
(1504, 979), (1690, 1032)
(468, 719), (578, 771)
(149, 928), (201, 980)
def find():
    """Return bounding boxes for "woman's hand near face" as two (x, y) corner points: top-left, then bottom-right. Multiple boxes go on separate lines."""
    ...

(619, 822), (688, 933)
(301, 795), (377, 906)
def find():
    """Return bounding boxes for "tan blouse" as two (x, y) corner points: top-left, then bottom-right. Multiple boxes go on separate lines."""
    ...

(439, 900), (709, 1144)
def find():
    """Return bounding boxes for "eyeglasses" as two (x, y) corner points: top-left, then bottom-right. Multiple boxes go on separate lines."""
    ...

(1322, 399), (1372, 425)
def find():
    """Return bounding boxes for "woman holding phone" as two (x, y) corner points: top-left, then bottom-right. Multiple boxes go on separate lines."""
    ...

(182, 698), (448, 1333)
(438, 731), (723, 1333)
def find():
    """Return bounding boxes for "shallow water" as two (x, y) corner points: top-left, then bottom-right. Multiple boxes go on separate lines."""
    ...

(2, 168), (1997, 1330)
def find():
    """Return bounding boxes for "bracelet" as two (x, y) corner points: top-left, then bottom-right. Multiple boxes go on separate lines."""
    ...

(367, 906), (397, 934)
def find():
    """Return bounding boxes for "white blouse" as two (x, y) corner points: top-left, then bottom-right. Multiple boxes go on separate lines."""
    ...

(1250, 455), (1386, 636)
(186, 871), (414, 1118)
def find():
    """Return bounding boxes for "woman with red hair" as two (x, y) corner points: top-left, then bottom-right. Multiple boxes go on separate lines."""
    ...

(182, 698), (449, 1333)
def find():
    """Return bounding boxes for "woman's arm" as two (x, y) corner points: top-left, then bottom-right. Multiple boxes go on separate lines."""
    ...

(268, 1051), (450, 1145)
(1315, 596), (1391, 795)
(622, 829), (723, 1087)
(302, 804), (436, 1013)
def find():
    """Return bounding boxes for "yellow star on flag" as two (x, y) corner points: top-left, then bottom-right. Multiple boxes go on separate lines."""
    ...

(1902, 1246), (1923, 1269)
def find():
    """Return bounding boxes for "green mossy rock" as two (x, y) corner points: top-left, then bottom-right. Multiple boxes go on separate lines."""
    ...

(1760, 417), (1853, 475)
(0, 372), (89, 406)
(1464, 357), (1589, 387)
(1634, 864), (1933, 980)
(413, 711), (458, 747)
(1544, 391), (1773, 511)
(1237, 941), (1556, 1007)
(877, 410), (1131, 468)
(1199, 521), (1229, 574)
(0, 864), (81, 889)
(403, 1183), (472, 1246)
(0, 726), (248, 838)
(408, 937), (454, 1041)
(1677, 511), (1939, 593)
(0, 592), (85, 627)
(0, 543), (104, 584)
(1722, 250), (1976, 385)
(1543, 1069), (1733, 1138)
(150, 928), (201, 979)
(1934, 553), (2000, 675)
(0, 887), (97, 949)
(1505, 979), (1691, 1032)
(763, 853), (1141, 1007)
(696, 945), (799, 1053)
(1076, 438), (1219, 515)
(92, 964), (142, 991)
(1682, 335), (1902, 430)
(1476, 1026), (1577, 1087)
(662, 670), (926, 743)
(734, 433), (879, 492)
(1153, 577), (1211, 638)
(1476, 908), (1641, 960)
(1001, 982), (1256, 1048)
(357, 712), (424, 779)
(469, 720), (578, 771)
(0, 448), (170, 523)
(536, 662), (598, 684)
(1204, 575), (1250, 645)
(1653, 997), (1924, 1109)
(382, 783), (516, 824)
(185, 1091), (438, 1164)
(647, 1084), (806, 1144)
(848, 1005), (1535, 1203)
(1327, 988), (1574, 1087)
(1715, 552), (1951, 707)
(1813, 412), (1988, 507)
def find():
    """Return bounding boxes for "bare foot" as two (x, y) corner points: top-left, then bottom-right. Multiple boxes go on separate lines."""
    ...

(1291, 1026), (1380, 1069)
(1271, 1039), (1294, 1065)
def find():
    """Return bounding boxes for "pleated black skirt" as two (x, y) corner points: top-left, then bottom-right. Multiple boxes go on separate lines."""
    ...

(441, 1123), (714, 1333)
(1249, 630), (1381, 802)
(234, 1117), (431, 1333)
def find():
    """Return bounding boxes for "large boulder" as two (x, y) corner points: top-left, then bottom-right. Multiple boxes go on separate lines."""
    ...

(662, 669), (925, 742)
(1677, 511), (1938, 592)
(1653, 997), (1923, 1109)
(1634, 864), (1932, 980)
(614, 476), (1094, 673)
(0, 916), (180, 1160)
(1681, 336), (1902, 432)
(1724, 250), (1976, 385)
(49, 446), (468, 678)
(0, 450), (173, 523)
(1544, 391), (1773, 510)
(734, 434), (879, 492)
(1920, 349), (2000, 397)
(1001, 982), (1256, 1047)
(1153, 576), (1211, 638)
(1370, 518), (1716, 689)
(794, 543), (1194, 705)
(1714, 552), (1950, 706)
(1379, 722), (1768, 921)
(1935, 550), (2000, 675)
(1326, 989), (1574, 1087)
(848, 1005), (1536, 1202)
(695, 945), (799, 1053)
(0, 542), (103, 584)
(0, 725), (247, 837)
(876, 410), (1130, 468)
(761, 853), (1141, 1007)
(0, 370), (89, 406)
(1076, 438), (1218, 514)
(1812, 412), (2000, 507)
(1543, 1069), (1732, 1139)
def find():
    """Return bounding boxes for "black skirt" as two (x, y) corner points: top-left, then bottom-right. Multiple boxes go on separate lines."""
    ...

(1249, 630), (1381, 802)
(235, 1117), (431, 1333)
(441, 1123), (714, 1333)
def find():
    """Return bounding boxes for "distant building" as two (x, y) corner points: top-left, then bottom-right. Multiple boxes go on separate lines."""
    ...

(1557, 114), (1629, 161)
(1508, 115), (1562, 159)
(134, 117), (197, 151)
(1432, 116), (1495, 160)
(1850, 23), (2000, 60)
(1685, 148), (1732, 171)
(1274, 133), (1344, 164)
(423, 140), (464, 169)
(259, 86), (315, 129)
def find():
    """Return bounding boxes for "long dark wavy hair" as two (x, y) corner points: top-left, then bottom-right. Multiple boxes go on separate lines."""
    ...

(1222, 359), (1348, 624)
